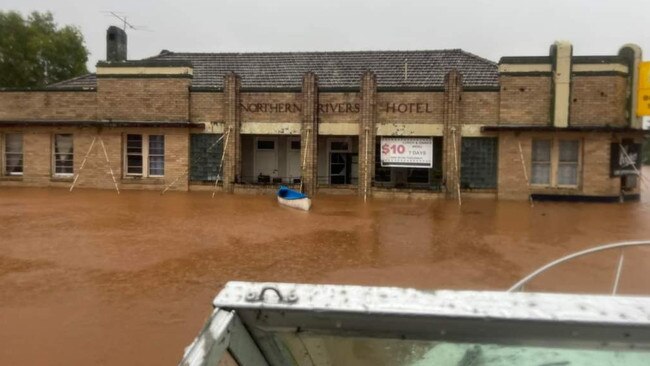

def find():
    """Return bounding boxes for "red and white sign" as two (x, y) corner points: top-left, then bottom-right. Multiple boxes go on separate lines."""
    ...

(380, 137), (433, 168)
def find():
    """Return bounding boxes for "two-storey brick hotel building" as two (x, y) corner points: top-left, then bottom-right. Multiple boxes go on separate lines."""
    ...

(0, 27), (645, 201)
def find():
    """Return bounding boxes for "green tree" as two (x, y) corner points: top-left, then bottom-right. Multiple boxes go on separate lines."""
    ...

(0, 11), (88, 87)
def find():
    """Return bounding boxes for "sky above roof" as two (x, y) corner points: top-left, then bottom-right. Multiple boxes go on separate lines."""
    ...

(4, 0), (649, 71)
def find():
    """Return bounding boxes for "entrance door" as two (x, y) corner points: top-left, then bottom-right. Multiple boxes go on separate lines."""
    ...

(330, 152), (347, 184)
(329, 138), (352, 185)
(254, 137), (278, 183)
(286, 138), (301, 183)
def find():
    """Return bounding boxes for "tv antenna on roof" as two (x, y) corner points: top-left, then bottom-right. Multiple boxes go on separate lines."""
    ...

(102, 11), (152, 32)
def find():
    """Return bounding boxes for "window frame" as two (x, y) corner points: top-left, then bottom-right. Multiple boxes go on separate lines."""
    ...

(148, 135), (165, 177)
(328, 138), (352, 153)
(327, 138), (353, 185)
(460, 137), (499, 189)
(189, 133), (222, 182)
(3, 133), (24, 177)
(125, 134), (144, 177)
(530, 137), (582, 188)
(530, 139), (552, 186)
(556, 139), (581, 188)
(52, 133), (74, 177)
(123, 134), (165, 178)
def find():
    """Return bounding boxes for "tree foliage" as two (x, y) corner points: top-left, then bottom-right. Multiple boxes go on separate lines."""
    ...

(0, 11), (89, 88)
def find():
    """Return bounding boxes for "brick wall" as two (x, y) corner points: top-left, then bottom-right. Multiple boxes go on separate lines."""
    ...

(0, 127), (190, 191)
(318, 92), (361, 124)
(497, 132), (532, 200)
(98, 78), (191, 121)
(460, 91), (499, 124)
(222, 73), (241, 192)
(23, 130), (53, 184)
(240, 92), (302, 123)
(497, 132), (623, 200)
(301, 73), (318, 196)
(377, 92), (444, 124)
(0, 92), (97, 120)
(499, 76), (552, 125)
(442, 71), (462, 199)
(190, 92), (224, 122)
(569, 76), (627, 126)
(359, 72), (376, 197)
(581, 134), (620, 196)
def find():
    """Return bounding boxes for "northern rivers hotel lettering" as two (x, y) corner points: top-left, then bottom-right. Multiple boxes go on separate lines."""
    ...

(240, 102), (435, 114)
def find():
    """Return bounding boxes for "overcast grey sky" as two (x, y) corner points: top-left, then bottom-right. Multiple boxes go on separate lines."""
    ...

(4, 0), (649, 71)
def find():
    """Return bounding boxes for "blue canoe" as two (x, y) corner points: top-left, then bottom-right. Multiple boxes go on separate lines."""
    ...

(277, 186), (312, 211)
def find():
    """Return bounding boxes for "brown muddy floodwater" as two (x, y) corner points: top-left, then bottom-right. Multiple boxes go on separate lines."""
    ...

(1, 185), (650, 365)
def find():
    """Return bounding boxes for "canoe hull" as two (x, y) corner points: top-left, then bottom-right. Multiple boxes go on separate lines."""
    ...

(277, 196), (312, 211)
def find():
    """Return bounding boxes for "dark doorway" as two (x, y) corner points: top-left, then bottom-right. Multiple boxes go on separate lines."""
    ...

(330, 152), (357, 184)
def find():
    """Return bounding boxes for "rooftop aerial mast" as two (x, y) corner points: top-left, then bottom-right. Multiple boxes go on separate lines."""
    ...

(102, 11), (151, 32)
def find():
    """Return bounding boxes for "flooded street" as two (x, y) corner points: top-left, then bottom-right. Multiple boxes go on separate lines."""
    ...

(1, 185), (650, 365)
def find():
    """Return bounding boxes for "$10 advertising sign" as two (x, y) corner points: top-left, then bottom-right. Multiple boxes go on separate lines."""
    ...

(380, 137), (433, 168)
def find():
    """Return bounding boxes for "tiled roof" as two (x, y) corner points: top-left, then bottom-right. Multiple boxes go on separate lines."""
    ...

(50, 49), (499, 90)
(46, 73), (97, 89)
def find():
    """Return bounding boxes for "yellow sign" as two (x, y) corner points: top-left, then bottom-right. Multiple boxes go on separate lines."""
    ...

(637, 61), (650, 116)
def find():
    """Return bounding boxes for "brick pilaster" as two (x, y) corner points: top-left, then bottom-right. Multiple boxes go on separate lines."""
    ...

(443, 69), (463, 199)
(551, 41), (572, 128)
(359, 71), (377, 198)
(222, 72), (241, 193)
(301, 72), (319, 196)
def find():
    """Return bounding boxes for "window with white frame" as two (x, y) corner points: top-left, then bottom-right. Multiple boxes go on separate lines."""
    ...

(126, 134), (143, 175)
(4, 133), (23, 176)
(557, 140), (580, 186)
(531, 140), (551, 185)
(53, 134), (74, 176)
(125, 134), (165, 177)
(531, 138), (581, 187)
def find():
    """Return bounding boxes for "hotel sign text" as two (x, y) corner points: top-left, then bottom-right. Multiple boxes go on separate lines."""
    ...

(240, 102), (435, 114)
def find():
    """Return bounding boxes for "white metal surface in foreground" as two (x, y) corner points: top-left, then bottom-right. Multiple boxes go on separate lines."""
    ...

(180, 281), (650, 366)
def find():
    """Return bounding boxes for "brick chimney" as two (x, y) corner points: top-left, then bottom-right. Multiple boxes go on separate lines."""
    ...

(106, 26), (127, 62)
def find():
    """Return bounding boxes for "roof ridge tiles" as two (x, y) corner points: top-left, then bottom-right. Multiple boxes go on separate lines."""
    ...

(150, 48), (467, 57)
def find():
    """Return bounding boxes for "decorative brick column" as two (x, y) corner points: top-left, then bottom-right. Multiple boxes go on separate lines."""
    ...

(551, 41), (572, 128)
(359, 71), (377, 199)
(222, 72), (241, 193)
(443, 69), (463, 200)
(301, 72), (319, 196)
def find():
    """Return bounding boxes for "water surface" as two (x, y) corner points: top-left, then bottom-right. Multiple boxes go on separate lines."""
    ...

(1, 185), (649, 365)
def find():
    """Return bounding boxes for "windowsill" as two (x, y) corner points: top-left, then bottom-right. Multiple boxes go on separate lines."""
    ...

(530, 186), (581, 194)
(0, 175), (23, 181)
(51, 175), (73, 182)
(238, 181), (300, 186)
(190, 180), (221, 186)
(235, 183), (301, 189)
(460, 188), (498, 193)
(372, 186), (442, 193)
(121, 176), (165, 185)
(317, 184), (359, 189)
